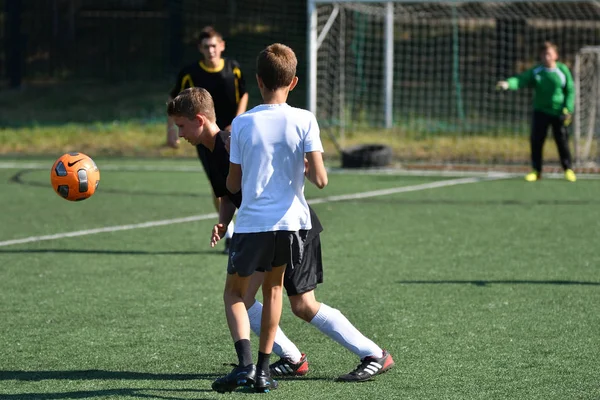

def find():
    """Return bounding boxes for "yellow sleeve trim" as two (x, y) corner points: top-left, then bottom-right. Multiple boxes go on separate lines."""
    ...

(180, 74), (194, 92)
(233, 67), (242, 104)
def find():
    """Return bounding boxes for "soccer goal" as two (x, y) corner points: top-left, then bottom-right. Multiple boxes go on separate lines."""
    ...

(307, 0), (600, 164)
(574, 46), (600, 166)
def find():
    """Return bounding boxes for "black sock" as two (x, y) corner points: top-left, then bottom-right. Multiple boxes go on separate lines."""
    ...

(257, 351), (271, 372)
(234, 339), (252, 367)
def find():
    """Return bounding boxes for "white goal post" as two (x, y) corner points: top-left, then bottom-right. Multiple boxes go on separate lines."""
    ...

(574, 46), (600, 166)
(308, 0), (396, 131)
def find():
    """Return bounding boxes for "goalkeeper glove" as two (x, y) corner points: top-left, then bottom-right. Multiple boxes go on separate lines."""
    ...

(561, 108), (572, 127)
(496, 81), (509, 91)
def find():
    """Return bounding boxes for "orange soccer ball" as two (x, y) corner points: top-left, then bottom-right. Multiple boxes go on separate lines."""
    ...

(50, 152), (100, 201)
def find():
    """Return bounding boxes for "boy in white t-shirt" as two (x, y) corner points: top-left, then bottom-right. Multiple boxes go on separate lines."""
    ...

(211, 43), (328, 394)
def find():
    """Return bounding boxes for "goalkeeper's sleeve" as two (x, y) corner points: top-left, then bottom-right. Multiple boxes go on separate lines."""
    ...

(506, 68), (535, 90)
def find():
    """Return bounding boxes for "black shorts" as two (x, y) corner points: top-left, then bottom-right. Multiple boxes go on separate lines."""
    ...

(227, 231), (307, 278)
(283, 234), (324, 296)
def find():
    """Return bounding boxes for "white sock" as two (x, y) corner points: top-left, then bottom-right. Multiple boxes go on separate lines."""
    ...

(247, 300), (302, 362)
(225, 221), (234, 239)
(310, 303), (383, 359)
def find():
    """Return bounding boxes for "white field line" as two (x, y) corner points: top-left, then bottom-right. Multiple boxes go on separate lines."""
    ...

(1, 160), (599, 179)
(0, 177), (489, 248)
(0, 214), (218, 247)
(327, 168), (600, 180)
(308, 177), (481, 204)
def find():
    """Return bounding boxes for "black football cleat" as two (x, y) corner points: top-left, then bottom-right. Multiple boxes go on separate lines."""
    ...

(336, 350), (395, 382)
(254, 368), (278, 393)
(211, 364), (256, 393)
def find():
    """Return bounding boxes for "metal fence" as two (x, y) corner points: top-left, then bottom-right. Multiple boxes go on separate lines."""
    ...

(0, 0), (307, 87)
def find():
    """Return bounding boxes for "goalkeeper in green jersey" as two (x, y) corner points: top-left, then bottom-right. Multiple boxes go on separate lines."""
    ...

(497, 41), (576, 182)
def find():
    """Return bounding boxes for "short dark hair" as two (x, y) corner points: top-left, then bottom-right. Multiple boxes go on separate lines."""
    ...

(540, 41), (559, 56)
(256, 43), (297, 91)
(167, 87), (216, 122)
(198, 26), (223, 43)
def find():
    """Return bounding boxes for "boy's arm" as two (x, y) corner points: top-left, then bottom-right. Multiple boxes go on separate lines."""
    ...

(236, 93), (249, 117)
(226, 93), (247, 131)
(561, 64), (575, 114)
(506, 68), (535, 90)
(226, 163), (242, 194)
(227, 121), (242, 193)
(305, 152), (328, 189)
(219, 196), (237, 227)
(304, 113), (327, 189)
(210, 196), (237, 247)
(225, 63), (248, 131)
(497, 67), (535, 91)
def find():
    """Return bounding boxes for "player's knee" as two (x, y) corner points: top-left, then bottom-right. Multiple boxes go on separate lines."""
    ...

(290, 301), (310, 322)
(289, 294), (320, 322)
(242, 295), (256, 310)
(222, 288), (233, 305)
(223, 282), (242, 304)
(262, 284), (284, 299)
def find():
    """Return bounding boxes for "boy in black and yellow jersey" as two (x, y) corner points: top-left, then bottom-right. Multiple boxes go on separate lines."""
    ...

(167, 26), (248, 252)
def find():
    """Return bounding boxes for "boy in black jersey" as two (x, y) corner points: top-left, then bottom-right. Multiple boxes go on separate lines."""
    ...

(167, 26), (247, 253)
(168, 26), (247, 142)
(167, 87), (394, 387)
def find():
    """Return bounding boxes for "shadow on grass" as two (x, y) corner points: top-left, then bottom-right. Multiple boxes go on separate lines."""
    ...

(10, 170), (209, 199)
(0, 387), (212, 400)
(0, 370), (218, 382)
(0, 249), (218, 256)
(0, 369), (333, 383)
(0, 370), (332, 399)
(398, 280), (600, 286)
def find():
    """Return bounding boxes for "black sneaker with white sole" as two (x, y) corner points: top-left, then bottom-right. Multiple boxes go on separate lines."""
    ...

(211, 364), (256, 393)
(336, 350), (395, 382)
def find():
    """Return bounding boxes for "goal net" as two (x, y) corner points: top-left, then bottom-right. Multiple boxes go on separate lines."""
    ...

(309, 0), (600, 165)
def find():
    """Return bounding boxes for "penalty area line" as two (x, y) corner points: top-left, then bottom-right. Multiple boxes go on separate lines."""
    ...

(0, 176), (490, 248)
(309, 176), (483, 204)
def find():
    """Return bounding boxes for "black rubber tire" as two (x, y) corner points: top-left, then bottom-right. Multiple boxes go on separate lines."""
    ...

(341, 144), (393, 168)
